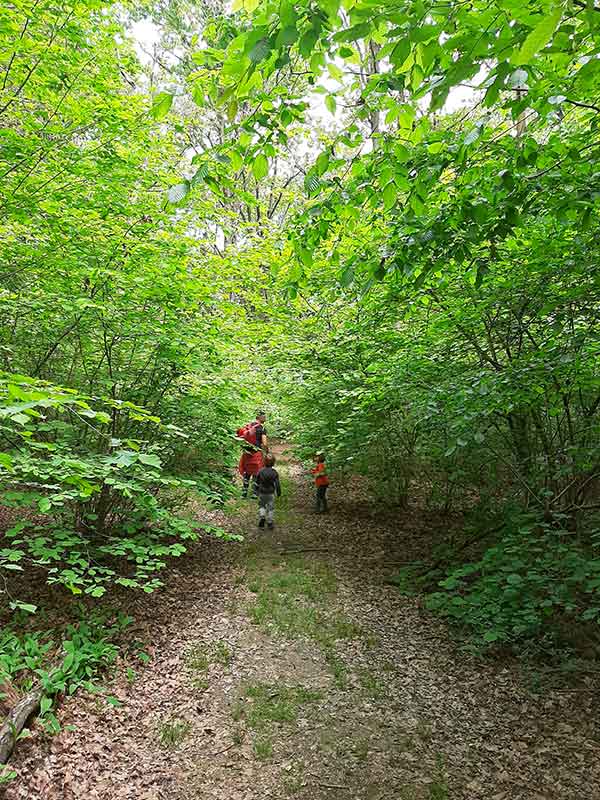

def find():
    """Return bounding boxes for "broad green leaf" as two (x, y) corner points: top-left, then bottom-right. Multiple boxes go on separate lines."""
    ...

(232, 0), (260, 10)
(150, 92), (173, 120)
(38, 497), (52, 513)
(315, 151), (330, 175)
(252, 154), (269, 180)
(249, 38), (271, 63)
(9, 601), (37, 614)
(327, 62), (344, 81)
(483, 630), (501, 642)
(298, 247), (313, 267)
(139, 453), (162, 468)
(167, 182), (190, 204)
(511, 7), (563, 65)
(383, 181), (397, 210)
(340, 265), (354, 286)
(299, 28), (319, 58)
(276, 26), (298, 47)
(333, 22), (371, 43)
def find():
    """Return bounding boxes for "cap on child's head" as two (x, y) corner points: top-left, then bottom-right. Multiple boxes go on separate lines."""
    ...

(265, 454), (276, 466)
(316, 451), (325, 462)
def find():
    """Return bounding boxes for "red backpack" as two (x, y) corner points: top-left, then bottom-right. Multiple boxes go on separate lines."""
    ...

(237, 420), (260, 447)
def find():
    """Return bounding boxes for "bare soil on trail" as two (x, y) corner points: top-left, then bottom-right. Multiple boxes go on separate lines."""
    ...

(4, 446), (600, 800)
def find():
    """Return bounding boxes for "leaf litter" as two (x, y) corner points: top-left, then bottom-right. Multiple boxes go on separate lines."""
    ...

(3, 445), (600, 799)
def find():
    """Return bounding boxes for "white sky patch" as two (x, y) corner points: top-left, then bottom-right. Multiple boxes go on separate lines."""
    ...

(445, 83), (479, 111)
(130, 19), (161, 64)
(131, 19), (480, 121)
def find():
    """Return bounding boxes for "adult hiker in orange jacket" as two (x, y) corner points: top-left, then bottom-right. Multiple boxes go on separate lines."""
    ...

(238, 411), (268, 498)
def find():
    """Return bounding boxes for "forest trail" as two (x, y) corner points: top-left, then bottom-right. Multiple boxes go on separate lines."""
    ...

(5, 446), (600, 800)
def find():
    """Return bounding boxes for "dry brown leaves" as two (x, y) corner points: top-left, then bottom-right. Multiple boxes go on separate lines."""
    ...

(3, 446), (600, 800)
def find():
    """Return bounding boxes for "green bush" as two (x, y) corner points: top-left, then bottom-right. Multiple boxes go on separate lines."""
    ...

(426, 516), (600, 648)
(0, 606), (133, 733)
(0, 374), (240, 604)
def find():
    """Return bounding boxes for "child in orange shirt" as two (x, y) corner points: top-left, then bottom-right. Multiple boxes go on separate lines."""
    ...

(310, 452), (329, 514)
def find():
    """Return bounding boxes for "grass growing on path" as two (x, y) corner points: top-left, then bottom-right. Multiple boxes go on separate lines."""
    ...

(239, 472), (357, 646)
(231, 682), (322, 762)
(240, 683), (322, 729)
(157, 717), (191, 749)
(245, 555), (360, 646)
(184, 639), (234, 690)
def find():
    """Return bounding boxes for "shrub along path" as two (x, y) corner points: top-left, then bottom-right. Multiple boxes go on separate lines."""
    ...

(5, 447), (600, 800)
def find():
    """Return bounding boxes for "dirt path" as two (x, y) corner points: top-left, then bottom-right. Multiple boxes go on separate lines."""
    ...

(5, 447), (600, 800)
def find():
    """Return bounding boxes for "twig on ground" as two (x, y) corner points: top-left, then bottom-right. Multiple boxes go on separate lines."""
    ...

(309, 774), (349, 790)
(211, 742), (236, 756)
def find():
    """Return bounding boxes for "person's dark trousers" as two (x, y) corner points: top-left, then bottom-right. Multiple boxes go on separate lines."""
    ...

(316, 485), (328, 513)
(242, 473), (258, 498)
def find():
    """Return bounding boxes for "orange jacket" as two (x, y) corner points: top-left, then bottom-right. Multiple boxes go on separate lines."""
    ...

(310, 461), (329, 487)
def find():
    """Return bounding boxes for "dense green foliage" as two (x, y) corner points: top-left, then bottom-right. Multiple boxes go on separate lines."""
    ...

(0, 0), (252, 717)
(179, 0), (600, 649)
(0, 0), (251, 608)
(1, 0), (600, 732)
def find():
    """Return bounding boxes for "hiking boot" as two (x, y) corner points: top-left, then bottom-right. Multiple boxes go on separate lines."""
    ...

(258, 518), (265, 528)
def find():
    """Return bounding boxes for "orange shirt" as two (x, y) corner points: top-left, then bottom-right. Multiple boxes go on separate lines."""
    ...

(311, 462), (329, 487)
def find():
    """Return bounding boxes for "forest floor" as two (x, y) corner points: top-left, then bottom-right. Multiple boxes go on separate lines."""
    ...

(4, 445), (600, 800)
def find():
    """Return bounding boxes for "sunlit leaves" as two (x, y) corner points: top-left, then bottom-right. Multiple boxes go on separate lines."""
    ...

(252, 153), (269, 180)
(382, 182), (397, 211)
(511, 6), (564, 65)
(167, 181), (190, 204)
(151, 91), (174, 120)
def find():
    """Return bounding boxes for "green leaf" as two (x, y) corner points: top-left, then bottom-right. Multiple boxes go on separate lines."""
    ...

(327, 62), (344, 81)
(9, 601), (37, 614)
(167, 181), (190, 205)
(298, 247), (313, 267)
(340, 265), (354, 287)
(506, 573), (523, 585)
(38, 497), (51, 513)
(252, 154), (269, 180)
(383, 181), (397, 211)
(299, 28), (319, 58)
(304, 173), (321, 194)
(150, 92), (173, 120)
(483, 630), (501, 642)
(249, 38), (271, 63)
(511, 7), (563, 65)
(276, 26), (298, 47)
(40, 697), (53, 715)
(325, 94), (337, 114)
(139, 453), (162, 469)
(333, 22), (371, 43)
(106, 695), (122, 707)
(315, 151), (330, 175)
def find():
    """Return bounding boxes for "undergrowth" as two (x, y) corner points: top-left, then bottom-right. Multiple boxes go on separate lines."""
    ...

(0, 604), (134, 735)
(392, 510), (600, 658)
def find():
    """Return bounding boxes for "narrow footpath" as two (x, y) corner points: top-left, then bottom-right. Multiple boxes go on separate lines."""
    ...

(5, 447), (600, 800)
